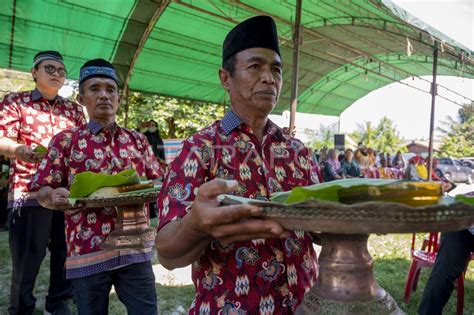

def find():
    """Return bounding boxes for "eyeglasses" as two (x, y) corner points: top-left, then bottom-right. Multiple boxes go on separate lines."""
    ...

(41, 64), (67, 77)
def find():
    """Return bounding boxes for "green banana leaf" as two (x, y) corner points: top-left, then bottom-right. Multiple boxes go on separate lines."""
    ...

(69, 169), (140, 198)
(455, 193), (474, 205)
(33, 144), (47, 153)
(270, 178), (441, 205)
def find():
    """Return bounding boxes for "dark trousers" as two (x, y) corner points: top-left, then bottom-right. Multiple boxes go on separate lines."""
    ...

(71, 261), (158, 315)
(8, 206), (72, 315)
(418, 229), (474, 315)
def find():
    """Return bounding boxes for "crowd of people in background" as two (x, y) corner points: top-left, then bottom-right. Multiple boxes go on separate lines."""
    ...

(310, 142), (455, 190)
(311, 143), (407, 183)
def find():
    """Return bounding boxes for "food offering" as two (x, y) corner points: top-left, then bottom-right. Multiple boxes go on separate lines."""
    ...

(69, 170), (162, 249)
(220, 178), (474, 234)
(69, 170), (161, 208)
(220, 179), (474, 314)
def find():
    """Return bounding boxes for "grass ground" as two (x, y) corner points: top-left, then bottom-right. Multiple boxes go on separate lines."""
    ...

(0, 230), (472, 314)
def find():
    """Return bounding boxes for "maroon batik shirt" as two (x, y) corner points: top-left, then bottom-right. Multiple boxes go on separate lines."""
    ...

(0, 89), (86, 209)
(30, 121), (163, 279)
(157, 111), (319, 314)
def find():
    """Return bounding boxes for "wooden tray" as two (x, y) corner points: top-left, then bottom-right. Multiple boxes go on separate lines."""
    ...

(220, 196), (474, 234)
(74, 190), (160, 208)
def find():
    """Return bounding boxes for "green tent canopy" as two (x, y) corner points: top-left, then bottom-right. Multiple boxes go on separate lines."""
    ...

(1, 0), (473, 116)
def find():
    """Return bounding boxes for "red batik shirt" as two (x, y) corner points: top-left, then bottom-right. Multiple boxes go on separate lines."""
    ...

(30, 121), (163, 279)
(0, 89), (86, 209)
(157, 111), (319, 314)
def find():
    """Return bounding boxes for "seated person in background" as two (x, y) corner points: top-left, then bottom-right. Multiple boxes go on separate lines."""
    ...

(377, 157), (392, 179)
(340, 149), (361, 178)
(323, 148), (343, 182)
(318, 146), (328, 164)
(354, 144), (370, 170)
(31, 59), (163, 315)
(392, 150), (406, 169)
(404, 155), (424, 181)
(415, 157), (428, 180)
(419, 225), (474, 315)
(386, 152), (393, 168)
(376, 152), (385, 167)
(155, 16), (319, 313)
(366, 148), (377, 168)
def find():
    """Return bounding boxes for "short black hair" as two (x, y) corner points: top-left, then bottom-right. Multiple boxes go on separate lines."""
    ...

(222, 53), (237, 77)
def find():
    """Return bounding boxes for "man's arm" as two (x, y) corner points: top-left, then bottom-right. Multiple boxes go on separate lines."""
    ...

(0, 138), (44, 163)
(155, 179), (289, 269)
(37, 185), (80, 214)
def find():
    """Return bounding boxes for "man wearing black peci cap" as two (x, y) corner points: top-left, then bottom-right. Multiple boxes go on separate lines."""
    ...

(0, 51), (86, 315)
(32, 59), (163, 315)
(156, 16), (319, 312)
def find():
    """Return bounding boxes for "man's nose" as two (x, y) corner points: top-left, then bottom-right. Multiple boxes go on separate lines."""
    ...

(261, 68), (275, 84)
(98, 89), (109, 98)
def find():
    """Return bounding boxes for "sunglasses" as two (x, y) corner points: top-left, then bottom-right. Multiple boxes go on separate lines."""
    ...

(41, 64), (67, 77)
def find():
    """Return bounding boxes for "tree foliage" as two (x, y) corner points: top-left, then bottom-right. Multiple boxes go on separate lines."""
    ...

(350, 116), (406, 153)
(437, 103), (474, 157)
(305, 123), (339, 150)
(0, 69), (35, 97)
(116, 92), (225, 139)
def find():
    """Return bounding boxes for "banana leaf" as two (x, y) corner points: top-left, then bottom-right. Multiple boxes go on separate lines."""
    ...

(455, 192), (474, 205)
(69, 169), (140, 198)
(270, 178), (441, 205)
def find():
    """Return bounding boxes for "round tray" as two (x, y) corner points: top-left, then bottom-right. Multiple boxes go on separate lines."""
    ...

(220, 197), (474, 234)
(75, 190), (160, 208)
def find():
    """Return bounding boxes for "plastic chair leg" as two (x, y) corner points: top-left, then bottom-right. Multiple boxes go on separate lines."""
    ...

(412, 268), (421, 292)
(404, 260), (420, 304)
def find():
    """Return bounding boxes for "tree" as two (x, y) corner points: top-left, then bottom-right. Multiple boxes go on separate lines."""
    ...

(350, 117), (405, 153)
(306, 123), (338, 150)
(116, 92), (225, 139)
(350, 121), (377, 148)
(0, 69), (35, 97)
(437, 103), (474, 157)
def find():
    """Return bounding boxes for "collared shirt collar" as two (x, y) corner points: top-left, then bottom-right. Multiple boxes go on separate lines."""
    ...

(31, 89), (42, 101)
(31, 88), (59, 103)
(87, 120), (104, 134)
(87, 120), (119, 135)
(220, 110), (282, 138)
(221, 111), (244, 135)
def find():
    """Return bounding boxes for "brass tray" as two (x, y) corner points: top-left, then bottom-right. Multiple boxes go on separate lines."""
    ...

(74, 190), (160, 208)
(220, 196), (474, 234)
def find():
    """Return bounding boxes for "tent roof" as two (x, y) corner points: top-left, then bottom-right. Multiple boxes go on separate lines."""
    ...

(1, 0), (473, 116)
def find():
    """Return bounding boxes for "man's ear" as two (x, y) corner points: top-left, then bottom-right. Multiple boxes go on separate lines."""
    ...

(219, 68), (231, 91)
(76, 93), (83, 105)
(31, 67), (37, 80)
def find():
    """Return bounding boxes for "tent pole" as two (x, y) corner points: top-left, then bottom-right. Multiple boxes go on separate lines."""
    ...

(124, 85), (130, 128)
(289, 0), (302, 134)
(427, 47), (438, 181)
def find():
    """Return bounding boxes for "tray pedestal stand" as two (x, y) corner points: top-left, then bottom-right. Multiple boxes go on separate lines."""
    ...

(101, 203), (155, 250)
(296, 233), (403, 314)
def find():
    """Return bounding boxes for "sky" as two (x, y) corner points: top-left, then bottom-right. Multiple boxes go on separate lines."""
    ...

(270, 0), (473, 142)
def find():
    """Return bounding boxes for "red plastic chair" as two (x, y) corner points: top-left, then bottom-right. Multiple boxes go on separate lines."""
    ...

(404, 232), (470, 315)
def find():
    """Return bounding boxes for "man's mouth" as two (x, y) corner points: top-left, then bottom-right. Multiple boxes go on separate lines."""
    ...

(255, 90), (276, 96)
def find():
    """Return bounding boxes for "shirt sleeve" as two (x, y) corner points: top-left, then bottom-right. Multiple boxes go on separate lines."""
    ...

(0, 93), (21, 140)
(156, 136), (210, 232)
(29, 131), (70, 191)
